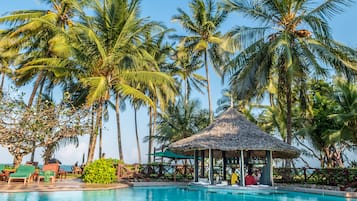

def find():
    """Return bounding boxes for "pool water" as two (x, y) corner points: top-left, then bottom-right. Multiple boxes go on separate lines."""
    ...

(0, 186), (356, 201)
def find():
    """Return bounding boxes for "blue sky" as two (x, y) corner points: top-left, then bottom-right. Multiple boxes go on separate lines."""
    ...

(0, 0), (357, 166)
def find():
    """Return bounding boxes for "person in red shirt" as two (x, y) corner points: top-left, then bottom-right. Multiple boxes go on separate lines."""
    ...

(245, 170), (257, 185)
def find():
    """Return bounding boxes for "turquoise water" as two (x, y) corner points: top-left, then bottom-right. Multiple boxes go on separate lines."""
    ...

(0, 186), (356, 201)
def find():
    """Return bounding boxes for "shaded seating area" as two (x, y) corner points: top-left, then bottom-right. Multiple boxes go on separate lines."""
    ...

(8, 165), (36, 184)
(149, 149), (195, 181)
(169, 107), (300, 186)
(37, 163), (60, 183)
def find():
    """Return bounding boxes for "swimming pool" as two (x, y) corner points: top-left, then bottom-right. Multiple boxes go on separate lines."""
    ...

(0, 186), (356, 201)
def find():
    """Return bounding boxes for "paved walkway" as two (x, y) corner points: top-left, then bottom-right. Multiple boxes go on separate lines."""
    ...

(0, 179), (129, 193)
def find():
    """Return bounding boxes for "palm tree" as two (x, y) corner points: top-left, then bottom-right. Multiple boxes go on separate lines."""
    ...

(330, 78), (357, 145)
(72, 0), (176, 163)
(139, 29), (178, 163)
(294, 79), (349, 167)
(170, 44), (206, 105)
(0, 0), (82, 107)
(152, 97), (210, 146)
(0, 0), (85, 162)
(223, 0), (357, 148)
(171, 0), (231, 122)
(0, 42), (15, 96)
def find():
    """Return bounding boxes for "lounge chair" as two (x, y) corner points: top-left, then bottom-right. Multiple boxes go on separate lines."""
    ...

(8, 165), (35, 184)
(37, 163), (60, 183)
(0, 164), (5, 181)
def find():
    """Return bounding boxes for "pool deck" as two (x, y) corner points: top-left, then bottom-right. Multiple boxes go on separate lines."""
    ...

(277, 184), (357, 198)
(0, 178), (129, 193)
(0, 179), (357, 198)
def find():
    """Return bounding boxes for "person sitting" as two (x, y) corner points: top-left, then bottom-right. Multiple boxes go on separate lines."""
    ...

(245, 170), (257, 185)
(253, 169), (261, 184)
(230, 167), (239, 185)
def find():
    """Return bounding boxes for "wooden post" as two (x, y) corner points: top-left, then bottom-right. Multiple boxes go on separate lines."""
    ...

(200, 150), (205, 177)
(240, 150), (245, 186)
(222, 151), (226, 181)
(194, 150), (199, 182)
(209, 149), (214, 185)
(266, 150), (273, 186)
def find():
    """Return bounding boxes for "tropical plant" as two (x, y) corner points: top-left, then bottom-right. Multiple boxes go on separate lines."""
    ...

(139, 29), (178, 163)
(171, 0), (231, 122)
(170, 44), (206, 104)
(151, 97), (209, 146)
(223, 0), (357, 148)
(83, 158), (121, 184)
(0, 91), (91, 167)
(72, 0), (176, 163)
(294, 79), (345, 167)
(0, 0), (86, 162)
(329, 78), (357, 145)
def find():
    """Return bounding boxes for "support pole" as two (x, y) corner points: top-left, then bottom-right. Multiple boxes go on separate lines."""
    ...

(222, 151), (226, 181)
(240, 150), (245, 186)
(209, 149), (214, 185)
(268, 150), (273, 186)
(200, 150), (205, 177)
(194, 150), (199, 182)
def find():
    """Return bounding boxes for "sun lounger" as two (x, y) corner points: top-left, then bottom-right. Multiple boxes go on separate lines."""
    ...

(37, 163), (60, 183)
(0, 165), (6, 181)
(8, 165), (35, 184)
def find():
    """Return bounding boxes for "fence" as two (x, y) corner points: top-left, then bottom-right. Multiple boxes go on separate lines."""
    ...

(117, 164), (357, 185)
(274, 167), (357, 186)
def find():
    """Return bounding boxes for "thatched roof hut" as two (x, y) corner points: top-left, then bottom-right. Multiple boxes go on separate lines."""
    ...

(169, 107), (300, 159)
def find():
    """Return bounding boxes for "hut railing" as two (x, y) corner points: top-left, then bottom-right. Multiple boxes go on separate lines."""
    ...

(274, 167), (357, 186)
(117, 163), (195, 181)
(117, 164), (357, 186)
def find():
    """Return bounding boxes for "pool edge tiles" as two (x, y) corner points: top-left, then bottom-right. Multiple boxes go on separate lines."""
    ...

(277, 186), (357, 198)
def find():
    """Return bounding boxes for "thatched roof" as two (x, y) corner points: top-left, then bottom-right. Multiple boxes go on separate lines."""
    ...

(169, 107), (300, 159)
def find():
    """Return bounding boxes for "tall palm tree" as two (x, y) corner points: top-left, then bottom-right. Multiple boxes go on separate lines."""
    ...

(330, 78), (357, 145)
(152, 97), (210, 146)
(170, 44), (206, 105)
(0, 0), (82, 107)
(140, 29), (178, 163)
(72, 0), (176, 163)
(223, 0), (357, 147)
(0, 1), (84, 162)
(171, 0), (231, 122)
(0, 42), (16, 96)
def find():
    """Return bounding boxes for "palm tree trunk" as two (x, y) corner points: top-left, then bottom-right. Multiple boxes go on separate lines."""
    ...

(115, 94), (124, 161)
(286, 81), (292, 145)
(88, 104), (102, 163)
(0, 71), (5, 95)
(99, 124), (103, 158)
(30, 76), (46, 162)
(134, 105), (142, 164)
(28, 71), (43, 107)
(152, 107), (158, 155)
(284, 73), (293, 168)
(185, 78), (189, 105)
(204, 50), (213, 123)
(148, 106), (153, 163)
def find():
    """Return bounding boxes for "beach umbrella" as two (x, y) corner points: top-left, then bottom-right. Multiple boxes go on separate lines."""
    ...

(150, 150), (194, 160)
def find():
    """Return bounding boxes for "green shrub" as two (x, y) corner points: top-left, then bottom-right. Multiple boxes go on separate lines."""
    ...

(83, 158), (121, 184)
